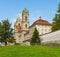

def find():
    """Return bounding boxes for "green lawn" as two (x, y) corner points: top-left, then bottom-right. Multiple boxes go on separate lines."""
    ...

(0, 46), (60, 57)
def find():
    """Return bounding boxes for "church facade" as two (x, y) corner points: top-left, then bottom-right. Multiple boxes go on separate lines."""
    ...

(14, 8), (30, 44)
(14, 8), (52, 45)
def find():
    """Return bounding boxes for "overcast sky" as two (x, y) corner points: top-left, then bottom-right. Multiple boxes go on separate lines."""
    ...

(0, 0), (60, 27)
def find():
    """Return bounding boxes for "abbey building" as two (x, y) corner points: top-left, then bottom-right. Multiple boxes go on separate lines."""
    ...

(14, 8), (52, 45)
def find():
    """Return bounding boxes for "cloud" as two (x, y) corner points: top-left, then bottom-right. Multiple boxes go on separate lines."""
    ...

(9, 18), (16, 28)
(11, 12), (22, 28)
(17, 13), (22, 19)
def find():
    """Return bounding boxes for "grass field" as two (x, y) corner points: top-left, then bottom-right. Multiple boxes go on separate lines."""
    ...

(0, 46), (60, 57)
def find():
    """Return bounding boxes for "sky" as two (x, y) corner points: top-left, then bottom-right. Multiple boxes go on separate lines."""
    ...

(0, 0), (60, 27)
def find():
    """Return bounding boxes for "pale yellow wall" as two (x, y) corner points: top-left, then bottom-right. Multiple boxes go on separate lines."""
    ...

(14, 33), (20, 43)
(36, 25), (52, 35)
(29, 25), (36, 37)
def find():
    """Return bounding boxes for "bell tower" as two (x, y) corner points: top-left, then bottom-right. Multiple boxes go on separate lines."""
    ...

(22, 8), (30, 33)
(14, 8), (30, 44)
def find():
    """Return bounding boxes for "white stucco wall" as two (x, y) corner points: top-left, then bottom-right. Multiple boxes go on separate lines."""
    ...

(41, 30), (60, 44)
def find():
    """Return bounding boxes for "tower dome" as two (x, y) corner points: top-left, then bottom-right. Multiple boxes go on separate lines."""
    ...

(22, 8), (29, 14)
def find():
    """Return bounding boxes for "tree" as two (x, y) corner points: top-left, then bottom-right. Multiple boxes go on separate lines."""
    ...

(0, 22), (2, 42)
(6, 38), (15, 43)
(52, 3), (60, 31)
(1, 19), (14, 45)
(30, 28), (41, 45)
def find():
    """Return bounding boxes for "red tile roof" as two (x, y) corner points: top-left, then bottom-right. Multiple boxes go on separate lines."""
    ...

(30, 19), (53, 28)
(35, 19), (52, 26)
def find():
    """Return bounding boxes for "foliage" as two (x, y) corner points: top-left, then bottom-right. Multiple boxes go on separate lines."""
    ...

(0, 22), (4, 42)
(30, 28), (41, 45)
(52, 3), (60, 31)
(6, 38), (15, 43)
(0, 19), (14, 45)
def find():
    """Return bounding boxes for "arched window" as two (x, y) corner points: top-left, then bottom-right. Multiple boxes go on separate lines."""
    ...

(25, 24), (27, 28)
(18, 23), (20, 25)
(25, 16), (27, 21)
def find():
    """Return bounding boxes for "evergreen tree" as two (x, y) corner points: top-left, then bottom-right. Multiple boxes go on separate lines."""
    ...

(30, 28), (41, 45)
(52, 3), (60, 31)
(1, 19), (14, 45)
(0, 22), (2, 42)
